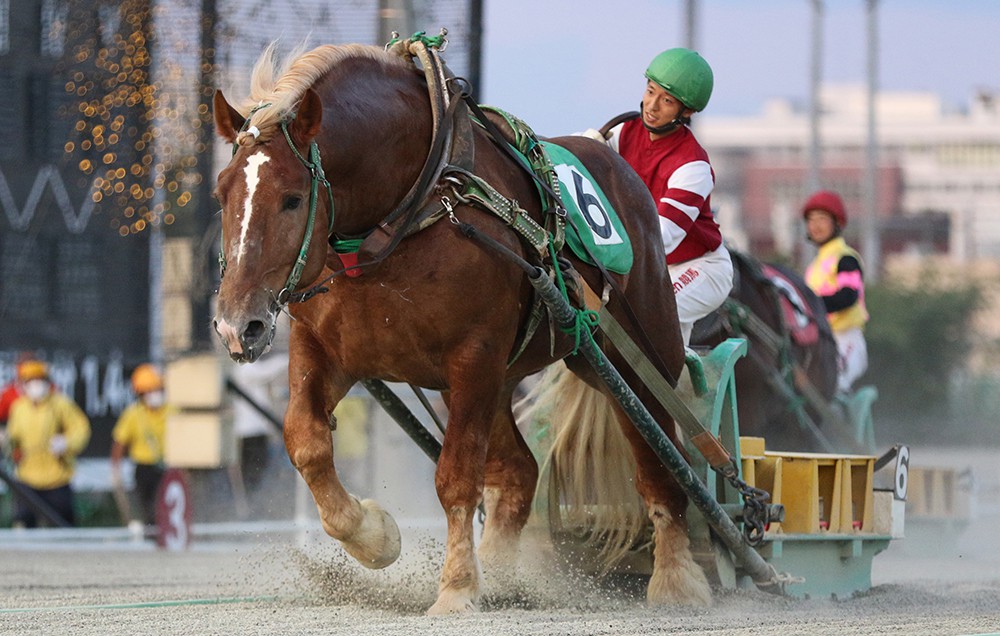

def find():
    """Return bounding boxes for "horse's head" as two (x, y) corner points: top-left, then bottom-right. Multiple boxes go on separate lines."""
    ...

(211, 88), (331, 363)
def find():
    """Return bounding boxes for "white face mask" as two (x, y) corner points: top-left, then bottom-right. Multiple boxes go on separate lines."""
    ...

(143, 390), (165, 409)
(24, 379), (51, 402)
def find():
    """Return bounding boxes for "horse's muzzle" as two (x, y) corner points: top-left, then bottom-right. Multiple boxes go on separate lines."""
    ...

(213, 315), (275, 363)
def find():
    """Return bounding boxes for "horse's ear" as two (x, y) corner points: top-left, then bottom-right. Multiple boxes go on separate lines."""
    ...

(290, 88), (323, 145)
(213, 90), (245, 143)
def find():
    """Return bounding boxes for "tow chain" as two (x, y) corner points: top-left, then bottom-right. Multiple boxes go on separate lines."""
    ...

(715, 460), (771, 547)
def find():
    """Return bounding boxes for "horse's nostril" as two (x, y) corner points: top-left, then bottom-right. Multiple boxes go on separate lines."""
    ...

(244, 320), (267, 344)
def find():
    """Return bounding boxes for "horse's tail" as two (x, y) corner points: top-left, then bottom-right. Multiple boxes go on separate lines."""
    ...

(518, 362), (648, 574)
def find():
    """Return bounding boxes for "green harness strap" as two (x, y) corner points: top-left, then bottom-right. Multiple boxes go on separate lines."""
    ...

(471, 106), (566, 254)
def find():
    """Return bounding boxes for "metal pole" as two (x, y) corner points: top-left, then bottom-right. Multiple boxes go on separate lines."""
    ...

(378, 0), (413, 42)
(148, 0), (164, 366)
(225, 377), (283, 433)
(0, 465), (71, 528)
(862, 0), (881, 280)
(807, 0), (823, 194)
(195, 0), (217, 348)
(361, 379), (442, 463)
(683, 0), (698, 50)
(467, 0), (483, 100)
(149, 203), (164, 365)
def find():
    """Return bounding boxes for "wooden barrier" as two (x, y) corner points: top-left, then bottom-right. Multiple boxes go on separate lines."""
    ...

(739, 436), (877, 536)
(163, 354), (236, 469)
(906, 467), (970, 520)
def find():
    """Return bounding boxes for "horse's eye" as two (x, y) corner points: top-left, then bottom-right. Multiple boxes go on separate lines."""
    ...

(283, 195), (302, 211)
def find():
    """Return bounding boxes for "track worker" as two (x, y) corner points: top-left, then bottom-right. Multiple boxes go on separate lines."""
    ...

(585, 47), (733, 344)
(111, 364), (170, 527)
(6, 360), (91, 527)
(802, 189), (869, 393)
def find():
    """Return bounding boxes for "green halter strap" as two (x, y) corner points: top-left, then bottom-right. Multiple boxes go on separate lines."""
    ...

(274, 119), (336, 305)
(218, 104), (336, 306)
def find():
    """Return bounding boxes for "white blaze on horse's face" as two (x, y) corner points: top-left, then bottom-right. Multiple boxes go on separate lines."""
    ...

(236, 151), (272, 265)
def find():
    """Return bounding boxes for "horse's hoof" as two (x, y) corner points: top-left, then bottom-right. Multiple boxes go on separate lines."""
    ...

(340, 498), (401, 569)
(647, 563), (713, 607)
(426, 589), (479, 615)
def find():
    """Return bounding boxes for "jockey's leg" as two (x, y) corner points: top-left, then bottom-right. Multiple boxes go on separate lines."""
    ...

(671, 245), (735, 345)
(834, 327), (868, 393)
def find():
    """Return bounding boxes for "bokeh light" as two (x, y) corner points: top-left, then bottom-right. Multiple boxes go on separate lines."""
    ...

(62, 0), (211, 236)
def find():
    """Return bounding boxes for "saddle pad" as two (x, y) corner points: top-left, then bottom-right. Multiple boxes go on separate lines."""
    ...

(761, 264), (819, 347)
(541, 142), (633, 274)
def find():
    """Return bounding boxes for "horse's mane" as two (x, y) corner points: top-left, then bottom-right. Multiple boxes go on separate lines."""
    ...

(234, 42), (409, 145)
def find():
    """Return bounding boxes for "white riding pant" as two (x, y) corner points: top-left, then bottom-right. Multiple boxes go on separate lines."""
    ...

(670, 244), (735, 345)
(834, 327), (868, 393)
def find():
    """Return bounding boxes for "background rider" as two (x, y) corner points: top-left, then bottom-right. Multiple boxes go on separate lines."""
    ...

(802, 189), (869, 393)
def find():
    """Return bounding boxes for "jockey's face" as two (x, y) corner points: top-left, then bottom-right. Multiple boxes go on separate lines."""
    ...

(805, 209), (837, 244)
(642, 81), (691, 138)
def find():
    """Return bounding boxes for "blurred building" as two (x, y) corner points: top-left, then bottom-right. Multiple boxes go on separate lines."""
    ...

(699, 85), (1000, 266)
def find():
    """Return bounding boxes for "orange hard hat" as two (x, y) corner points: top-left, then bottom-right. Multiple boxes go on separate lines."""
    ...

(131, 363), (164, 394)
(802, 190), (847, 227)
(17, 360), (49, 382)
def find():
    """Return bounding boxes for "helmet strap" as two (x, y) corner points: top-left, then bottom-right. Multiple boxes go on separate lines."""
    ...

(639, 102), (688, 135)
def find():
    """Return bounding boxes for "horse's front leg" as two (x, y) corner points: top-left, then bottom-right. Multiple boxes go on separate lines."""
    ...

(284, 356), (400, 569)
(426, 370), (504, 615)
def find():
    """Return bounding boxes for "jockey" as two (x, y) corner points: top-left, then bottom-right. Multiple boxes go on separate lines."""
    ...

(802, 189), (869, 393)
(585, 48), (733, 344)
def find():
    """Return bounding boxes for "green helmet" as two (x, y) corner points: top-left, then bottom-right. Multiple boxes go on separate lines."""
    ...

(645, 48), (714, 112)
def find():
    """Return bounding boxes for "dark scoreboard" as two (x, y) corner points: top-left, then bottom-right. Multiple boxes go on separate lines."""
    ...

(0, 222), (150, 457)
(0, 1), (154, 456)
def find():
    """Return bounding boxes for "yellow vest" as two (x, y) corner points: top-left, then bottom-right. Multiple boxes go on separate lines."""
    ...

(7, 393), (91, 489)
(805, 237), (869, 332)
(112, 402), (169, 466)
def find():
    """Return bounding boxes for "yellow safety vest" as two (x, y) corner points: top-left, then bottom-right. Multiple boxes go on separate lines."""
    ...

(805, 237), (869, 332)
(7, 393), (91, 490)
(112, 402), (169, 466)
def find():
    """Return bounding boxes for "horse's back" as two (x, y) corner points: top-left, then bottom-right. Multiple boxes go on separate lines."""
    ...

(546, 135), (663, 240)
(543, 134), (685, 376)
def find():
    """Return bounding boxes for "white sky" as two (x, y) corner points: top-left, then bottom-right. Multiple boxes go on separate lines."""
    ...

(481, 0), (1000, 136)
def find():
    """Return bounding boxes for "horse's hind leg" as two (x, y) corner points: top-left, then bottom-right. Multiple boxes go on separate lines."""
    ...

(611, 383), (713, 606)
(477, 387), (539, 590)
(284, 349), (400, 569)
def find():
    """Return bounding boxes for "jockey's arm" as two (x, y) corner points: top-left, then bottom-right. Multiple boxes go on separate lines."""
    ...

(820, 255), (863, 312)
(656, 160), (713, 255)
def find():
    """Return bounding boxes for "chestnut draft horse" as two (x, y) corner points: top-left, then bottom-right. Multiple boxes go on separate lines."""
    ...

(211, 41), (710, 613)
(691, 249), (839, 451)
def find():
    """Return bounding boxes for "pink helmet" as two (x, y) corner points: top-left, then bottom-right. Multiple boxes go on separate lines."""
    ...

(802, 190), (847, 227)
